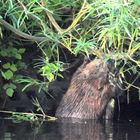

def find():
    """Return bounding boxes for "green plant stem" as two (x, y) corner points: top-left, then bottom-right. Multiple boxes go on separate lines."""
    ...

(41, 0), (63, 34)
(0, 110), (57, 120)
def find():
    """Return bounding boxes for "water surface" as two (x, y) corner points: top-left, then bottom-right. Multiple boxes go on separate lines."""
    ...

(0, 118), (140, 140)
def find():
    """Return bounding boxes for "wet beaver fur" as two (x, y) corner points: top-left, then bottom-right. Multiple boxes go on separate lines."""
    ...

(56, 58), (120, 119)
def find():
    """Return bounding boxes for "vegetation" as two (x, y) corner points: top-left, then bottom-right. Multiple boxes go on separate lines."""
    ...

(0, 0), (140, 120)
(0, 41), (26, 97)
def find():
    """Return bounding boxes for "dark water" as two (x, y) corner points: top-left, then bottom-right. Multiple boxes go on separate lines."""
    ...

(0, 118), (140, 140)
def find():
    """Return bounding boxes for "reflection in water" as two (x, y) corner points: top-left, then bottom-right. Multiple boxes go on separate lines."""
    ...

(0, 119), (140, 140)
(58, 119), (110, 140)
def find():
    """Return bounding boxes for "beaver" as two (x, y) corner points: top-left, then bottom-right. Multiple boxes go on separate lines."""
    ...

(55, 57), (121, 119)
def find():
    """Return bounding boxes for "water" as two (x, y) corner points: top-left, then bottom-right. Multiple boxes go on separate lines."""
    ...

(0, 118), (140, 140)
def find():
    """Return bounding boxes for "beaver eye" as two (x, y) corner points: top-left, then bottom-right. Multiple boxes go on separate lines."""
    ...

(95, 63), (102, 68)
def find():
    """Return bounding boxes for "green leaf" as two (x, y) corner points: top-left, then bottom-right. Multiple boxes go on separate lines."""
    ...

(10, 47), (18, 53)
(4, 70), (13, 80)
(18, 48), (26, 54)
(57, 73), (63, 78)
(16, 61), (27, 69)
(2, 63), (11, 69)
(131, 0), (140, 5)
(0, 50), (7, 56)
(1, 70), (6, 79)
(10, 64), (17, 72)
(9, 83), (16, 89)
(3, 84), (9, 90)
(6, 88), (14, 97)
(15, 54), (22, 59)
(47, 73), (54, 82)
(3, 83), (16, 90)
(50, 63), (59, 71)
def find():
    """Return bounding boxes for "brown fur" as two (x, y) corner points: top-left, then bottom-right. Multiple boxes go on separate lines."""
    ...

(56, 58), (118, 119)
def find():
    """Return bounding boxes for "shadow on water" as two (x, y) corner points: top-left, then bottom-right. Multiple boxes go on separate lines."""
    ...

(0, 118), (140, 140)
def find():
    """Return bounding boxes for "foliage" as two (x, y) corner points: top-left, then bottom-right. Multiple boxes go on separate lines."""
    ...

(0, 110), (57, 122)
(0, 41), (27, 97)
(0, 0), (140, 96)
(35, 56), (64, 82)
(0, 96), (57, 122)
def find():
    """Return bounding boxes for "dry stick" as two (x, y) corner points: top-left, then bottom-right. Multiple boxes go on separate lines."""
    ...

(0, 18), (46, 42)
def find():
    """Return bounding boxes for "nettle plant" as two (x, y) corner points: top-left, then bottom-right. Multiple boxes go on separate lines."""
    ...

(0, 41), (26, 97)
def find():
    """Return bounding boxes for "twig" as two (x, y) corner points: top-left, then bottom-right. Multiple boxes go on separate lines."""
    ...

(41, 0), (88, 34)
(41, 0), (63, 34)
(0, 110), (57, 121)
(0, 18), (46, 42)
